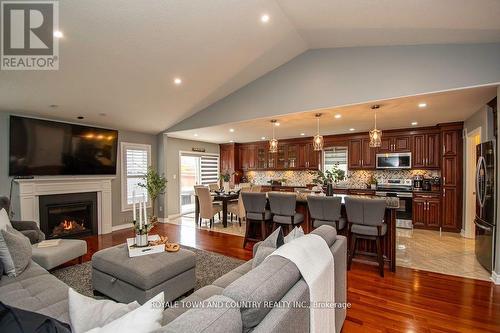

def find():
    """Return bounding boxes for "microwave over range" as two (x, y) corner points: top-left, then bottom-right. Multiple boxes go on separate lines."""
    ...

(376, 152), (411, 169)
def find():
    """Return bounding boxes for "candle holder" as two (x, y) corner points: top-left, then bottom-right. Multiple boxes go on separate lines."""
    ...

(131, 219), (156, 247)
(135, 229), (148, 247)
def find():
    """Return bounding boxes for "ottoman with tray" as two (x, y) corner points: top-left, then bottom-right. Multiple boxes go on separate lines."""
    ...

(91, 244), (196, 304)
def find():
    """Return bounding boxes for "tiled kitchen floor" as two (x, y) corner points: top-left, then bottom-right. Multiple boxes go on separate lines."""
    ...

(396, 228), (491, 281)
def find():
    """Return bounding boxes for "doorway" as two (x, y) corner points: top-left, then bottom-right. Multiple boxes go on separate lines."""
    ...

(464, 128), (481, 239)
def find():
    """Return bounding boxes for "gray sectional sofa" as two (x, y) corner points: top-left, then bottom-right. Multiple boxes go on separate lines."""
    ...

(0, 225), (346, 332)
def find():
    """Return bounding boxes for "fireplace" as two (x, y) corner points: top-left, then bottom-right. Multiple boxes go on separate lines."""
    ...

(39, 192), (98, 239)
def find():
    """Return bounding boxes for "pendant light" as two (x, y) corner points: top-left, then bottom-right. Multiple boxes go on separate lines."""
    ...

(369, 104), (382, 148)
(269, 119), (278, 153)
(313, 113), (324, 151)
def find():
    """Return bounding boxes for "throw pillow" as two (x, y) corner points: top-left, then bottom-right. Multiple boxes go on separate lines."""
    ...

(85, 292), (164, 333)
(0, 208), (11, 231)
(68, 288), (141, 333)
(252, 227), (284, 268)
(284, 226), (305, 243)
(0, 225), (32, 277)
(0, 301), (71, 333)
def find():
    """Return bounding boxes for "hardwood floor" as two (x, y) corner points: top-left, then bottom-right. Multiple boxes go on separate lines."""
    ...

(78, 223), (500, 333)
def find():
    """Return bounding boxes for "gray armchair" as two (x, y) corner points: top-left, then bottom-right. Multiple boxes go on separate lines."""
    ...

(0, 196), (45, 244)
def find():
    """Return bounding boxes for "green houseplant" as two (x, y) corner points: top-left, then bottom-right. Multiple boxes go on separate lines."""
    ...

(138, 166), (167, 222)
(310, 165), (346, 196)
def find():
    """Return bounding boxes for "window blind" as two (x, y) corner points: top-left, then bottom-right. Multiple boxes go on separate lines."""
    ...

(200, 155), (219, 185)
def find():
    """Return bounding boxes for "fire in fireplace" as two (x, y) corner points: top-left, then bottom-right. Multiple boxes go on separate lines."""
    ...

(39, 192), (98, 239)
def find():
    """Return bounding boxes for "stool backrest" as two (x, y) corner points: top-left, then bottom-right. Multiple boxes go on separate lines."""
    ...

(238, 187), (253, 217)
(241, 192), (267, 214)
(345, 196), (385, 226)
(307, 196), (342, 221)
(268, 192), (297, 216)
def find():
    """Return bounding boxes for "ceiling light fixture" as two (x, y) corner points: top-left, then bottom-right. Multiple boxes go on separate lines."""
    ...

(261, 136), (266, 140)
(418, 103), (427, 108)
(369, 105), (382, 148)
(261, 14), (270, 23)
(275, 122), (280, 126)
(349, 128), (355, 131)
(411, 122), (418, 126)
(300, 133), (305, 136)
(174, 78), (182, 85)
(269, 120), (278, 153)
(194, 133), (198, 137)
(229, 140), (234, 143)
(229, 128), (234, 132)
(334, 114), (341, 119)
(53, 30), (63, 38)
(313, 114), (324, 151)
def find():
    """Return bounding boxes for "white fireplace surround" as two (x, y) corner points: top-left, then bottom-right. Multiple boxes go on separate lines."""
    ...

(15, 176), (114, 235)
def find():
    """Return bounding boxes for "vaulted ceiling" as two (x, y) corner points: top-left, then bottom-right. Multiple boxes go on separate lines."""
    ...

(1, 0), (499, 134)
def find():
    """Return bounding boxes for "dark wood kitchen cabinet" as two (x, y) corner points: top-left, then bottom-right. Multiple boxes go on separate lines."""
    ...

(239, 145), (255, 170)
(348, 138), (375, 169)
(413, 132), (440, 169)
(413, 193), (441, 229)
(378, 135), (411, 153)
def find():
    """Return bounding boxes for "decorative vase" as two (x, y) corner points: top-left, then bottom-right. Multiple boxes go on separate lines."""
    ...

(326, 183), (334, 196)
(135, 233), (148, 247)
(223, 181), (230, 192)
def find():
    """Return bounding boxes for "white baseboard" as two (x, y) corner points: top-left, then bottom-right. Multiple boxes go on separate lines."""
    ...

(492, 271), (500, 285)
(157, 217), (169, 223)
(111, 223), (132, 232)
(168, 213), (181, 220)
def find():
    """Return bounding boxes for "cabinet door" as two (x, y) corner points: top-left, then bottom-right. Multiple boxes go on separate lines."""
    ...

(267, 150), (276, 169)
(442, 156), (457, 186)
(426, 133), (440, 168)
(378, 137), (393, 153)
(361, 138), (376, 169)
(393, 136), (411, 152)
(412, 198), (426, 228)
(348, 139), (362, 169)
(297, 144), (308, 169)
(426, 199), (441, 228)
(442, 130), (458, 156)
(220, 148), (231, 171)
(276, 144), (287, 169)
(287, 144), (298, 169)
(442, 187), (459, 230)
(239, 147), (249, 170)
(256, 146), (267, 169)
(413, 134), (426, 168)
(307, 143), (321, 170)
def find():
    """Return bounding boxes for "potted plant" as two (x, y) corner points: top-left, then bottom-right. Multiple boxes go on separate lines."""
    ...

(219, 170), (234, 191)
(138, 166), (167, 223)
(368, 174), (378, 190)
(310, 164), (346, 196)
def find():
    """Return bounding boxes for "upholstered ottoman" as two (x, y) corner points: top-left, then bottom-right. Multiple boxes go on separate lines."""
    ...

(91, 244), (196, 304)
(32, 239), (87, 270)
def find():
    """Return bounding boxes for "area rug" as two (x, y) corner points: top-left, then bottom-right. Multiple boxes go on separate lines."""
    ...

(52, 245), (245, 297)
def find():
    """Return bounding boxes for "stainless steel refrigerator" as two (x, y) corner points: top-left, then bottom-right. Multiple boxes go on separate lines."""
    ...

(474, 141), (496, 272)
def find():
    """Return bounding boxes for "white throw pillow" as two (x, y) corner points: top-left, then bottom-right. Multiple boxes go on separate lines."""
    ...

(85, 292), (164, 333)
(0, 208), (12, 231)
(284, 226), (305, 243)
(68, 288), (142, 333)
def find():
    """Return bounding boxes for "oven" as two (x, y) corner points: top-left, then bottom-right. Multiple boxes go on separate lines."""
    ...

(375, 179), (413, 229)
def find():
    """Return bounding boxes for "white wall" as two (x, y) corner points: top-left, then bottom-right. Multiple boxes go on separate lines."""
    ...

(168, 43), (500, 133)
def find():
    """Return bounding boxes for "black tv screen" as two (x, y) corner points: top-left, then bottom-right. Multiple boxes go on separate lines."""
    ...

(9, 116), (118, 176)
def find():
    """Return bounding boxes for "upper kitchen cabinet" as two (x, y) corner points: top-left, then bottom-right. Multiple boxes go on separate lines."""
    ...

(239, 144), (255, 170)
(256, 145), (267, 169)
(348, 138), (375, 169)
(413, 132), (440, 169)
(220, 143), (241, 184)
(378, 135), (411, 153)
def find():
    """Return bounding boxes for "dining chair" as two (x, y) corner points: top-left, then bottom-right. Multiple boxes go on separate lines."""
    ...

(195, 186), (222, 228)
(241, 192), (271, 248)
(208, 183), (219, 192)
(268, 192), (304, 235)
(345, 197), (386, 277)
(307, 195), (345, 232)
(228, 187), (252, 226)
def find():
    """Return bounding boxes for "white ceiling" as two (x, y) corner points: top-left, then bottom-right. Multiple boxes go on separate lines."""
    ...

(167, 86), (498, 143)
(0, 0), (499, 134)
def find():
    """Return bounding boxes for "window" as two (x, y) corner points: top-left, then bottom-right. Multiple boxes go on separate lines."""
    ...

(121, 142), (151, 211)
(200, 155), (219, 185)
(323, 146), (348, 174)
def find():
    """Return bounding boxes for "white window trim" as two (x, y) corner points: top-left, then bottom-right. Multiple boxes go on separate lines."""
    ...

(121, 142), (152, 212)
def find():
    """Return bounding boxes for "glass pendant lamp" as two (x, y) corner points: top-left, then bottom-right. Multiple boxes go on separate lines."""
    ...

(269, 120), (278, 153)
(369, 105), (382, 148)
(313, 113), (324, 151)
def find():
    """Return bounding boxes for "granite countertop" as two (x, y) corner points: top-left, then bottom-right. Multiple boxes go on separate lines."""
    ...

(295, 192), (400, 209)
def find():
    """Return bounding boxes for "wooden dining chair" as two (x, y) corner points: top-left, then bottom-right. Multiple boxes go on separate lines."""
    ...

(195, 186), (222, 228)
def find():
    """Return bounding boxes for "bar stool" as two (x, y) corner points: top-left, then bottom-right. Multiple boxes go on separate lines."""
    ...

(345, 197), (387, 277)
(241, 192), (271, 248)
(307, 195), (346, 232)
(268, 192), (304, 235)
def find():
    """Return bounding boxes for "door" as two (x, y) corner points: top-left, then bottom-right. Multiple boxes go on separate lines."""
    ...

(442, 130), (458, 155)
(442, 156), (457, 186)
(412, 198), (426, 227)
(361, 139), (376, 168)
(442, 187), (458, 230)
(474, 218), (494, 272)
(426, 133), (441, 168)
(287, 144), (298, 169)
(393, 136), (411, 152)
(180, 155), (201, 214)
(256, 145), (267, 169)
(276, 144), (287, 169)
(413, 135), (426, 168)
(348, 139), (362, 169)
(378, 137), (392, 153)
(476, 142), (496, 225)
(426, 199), (441, 228)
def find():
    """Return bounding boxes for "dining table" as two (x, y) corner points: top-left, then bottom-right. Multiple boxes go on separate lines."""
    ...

(194, 191), (239, 228)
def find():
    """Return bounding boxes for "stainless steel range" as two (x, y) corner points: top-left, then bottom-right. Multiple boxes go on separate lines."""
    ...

(376, 179), (413, 229)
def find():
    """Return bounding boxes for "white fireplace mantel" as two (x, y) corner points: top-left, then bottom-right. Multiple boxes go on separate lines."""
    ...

(15, 176), (115, 235)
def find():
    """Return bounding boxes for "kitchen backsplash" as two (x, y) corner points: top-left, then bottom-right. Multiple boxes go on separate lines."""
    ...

(245, 169), (440, 188)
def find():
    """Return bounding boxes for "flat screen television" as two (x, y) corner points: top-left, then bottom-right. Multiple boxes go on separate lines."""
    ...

(9, 116), (118, 176)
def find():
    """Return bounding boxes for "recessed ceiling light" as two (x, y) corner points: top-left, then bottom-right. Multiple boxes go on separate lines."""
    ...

(334, 114), (342, 119)
(260, 14), (270, 23)
(53, 30), (63, 38)
(174, 78), (182, 85)
(229, 128), (234, 132)
(261, 136), (266, 140)
(300, 133), (305, 136)
(229, 140), (234, 143)
(411, 122), (418, 126)
(275, 122), (280, 126)
(418, 103), (427, 108)
(194, 133), (198, 137)
(349, 128), (355, 131)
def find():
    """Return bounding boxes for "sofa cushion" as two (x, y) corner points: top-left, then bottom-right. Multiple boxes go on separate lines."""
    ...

(252, 246), (275, 269)
(261, 227), (284, 248)
(0, 230), (15, 276)
(158, 295), (242, 333)
(212, 260), (253, 289)
(310, 225), (337, 247)
(284, 226), (304, 243)
(1, 225), (32, 276)
(32, 239), (87, 270)
(0, 301), (71, 333)
(223, 255), (301, 330)
(0, 208), (12, 231)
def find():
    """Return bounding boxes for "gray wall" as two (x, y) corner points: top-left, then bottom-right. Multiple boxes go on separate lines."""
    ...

(161, 136), (219, 217)
(0, 113), (157, 228)
(168, 43), (500, 133)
